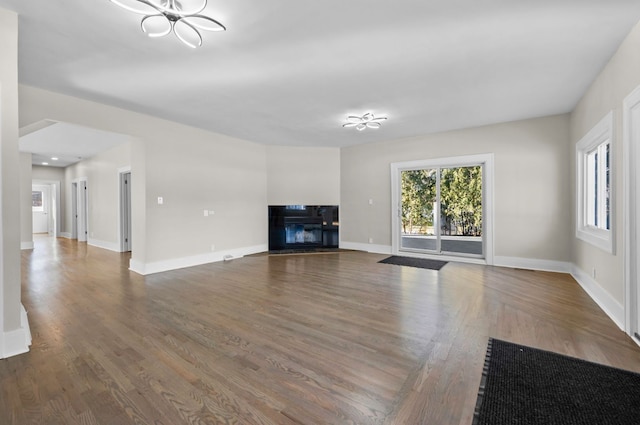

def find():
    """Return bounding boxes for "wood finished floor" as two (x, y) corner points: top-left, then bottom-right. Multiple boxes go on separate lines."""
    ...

(3, 236), (640, 424)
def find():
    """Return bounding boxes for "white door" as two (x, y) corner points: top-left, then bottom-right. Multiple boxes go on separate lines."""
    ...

(32, 184), (50, 234)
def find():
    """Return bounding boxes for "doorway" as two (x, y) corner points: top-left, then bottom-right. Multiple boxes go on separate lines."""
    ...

(31, 181), (61, 237)
(391, 154), (494, 263)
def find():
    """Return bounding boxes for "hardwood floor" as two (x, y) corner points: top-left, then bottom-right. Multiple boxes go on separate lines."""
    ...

(3, 236), (640, 424)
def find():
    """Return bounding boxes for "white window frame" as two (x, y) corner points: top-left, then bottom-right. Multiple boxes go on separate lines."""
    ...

(576, 111), (614, 253)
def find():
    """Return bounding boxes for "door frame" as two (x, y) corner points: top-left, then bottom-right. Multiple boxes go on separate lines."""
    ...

(118, 167), (132, 252)
(73, 177), (88, 242)
(390, 153), (494, 265)
(623, 85), (640, 341)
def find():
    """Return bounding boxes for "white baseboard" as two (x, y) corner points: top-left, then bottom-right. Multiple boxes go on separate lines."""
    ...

(59, 232), (72, 239)
(129, 244), (269, 276)
(21, 241), (34, 250)
(88, 238), (120, 253)
(571, 265), (625, 331)
(1, 305), (31, 359)
(129, 259), (146, 275)
(494, 256), (572, 273)
(340, 241), (392, 255)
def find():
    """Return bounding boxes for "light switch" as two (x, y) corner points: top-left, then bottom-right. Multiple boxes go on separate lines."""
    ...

(369, 199), (373, 205)
(204, 210), (209, 217)
(157, 197), (164, 205)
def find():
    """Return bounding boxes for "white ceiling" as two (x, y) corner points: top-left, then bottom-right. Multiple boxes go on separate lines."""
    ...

(3, 0), (640, 153)
(20, 121), (131, 168)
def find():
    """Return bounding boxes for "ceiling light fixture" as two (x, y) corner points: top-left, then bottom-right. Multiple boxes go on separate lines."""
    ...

(343, 112), (387, 131)
(51, 157), (59, 161)
(108, 0), (226, 48)
(42, 162), (49, 166)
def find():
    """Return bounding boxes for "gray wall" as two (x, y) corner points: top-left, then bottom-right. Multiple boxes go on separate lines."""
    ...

(18, 85), (268, 270)
(0, 8), (22, 332)
(19, 153), (32, 249)
(340, 114), (571, 262)
(266, 146), (340, 205)
(65, 142), (131, 249)
(570, 19), (640, 305)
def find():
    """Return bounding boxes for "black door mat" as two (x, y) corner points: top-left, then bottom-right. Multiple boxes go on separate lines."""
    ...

(378, 256), (448, 270)
(473, 338), (640, 425)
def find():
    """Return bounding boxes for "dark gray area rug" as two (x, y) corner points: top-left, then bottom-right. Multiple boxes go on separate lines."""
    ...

(473, 338), (640, 425)
(378, 256), (448, 270)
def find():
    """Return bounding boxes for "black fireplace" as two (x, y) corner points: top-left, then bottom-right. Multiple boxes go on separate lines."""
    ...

(269, 205), (339, 251)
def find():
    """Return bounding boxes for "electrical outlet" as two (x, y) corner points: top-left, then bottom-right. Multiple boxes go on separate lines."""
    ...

(369, 237), (373, 244)
(157, 196), (163, 205)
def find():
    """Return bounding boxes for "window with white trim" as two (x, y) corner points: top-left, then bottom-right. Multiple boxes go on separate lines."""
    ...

(32, 191), (44, 212)
(576, 111), (613, 253)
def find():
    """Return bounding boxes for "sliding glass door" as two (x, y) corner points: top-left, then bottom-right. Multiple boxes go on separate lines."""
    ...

(393, 155), (492, 261)
(400, 168), (439, 252)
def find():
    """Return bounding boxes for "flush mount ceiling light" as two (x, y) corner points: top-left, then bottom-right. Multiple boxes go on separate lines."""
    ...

(108, 0), (226, 48)
(343, 112), (387, 131)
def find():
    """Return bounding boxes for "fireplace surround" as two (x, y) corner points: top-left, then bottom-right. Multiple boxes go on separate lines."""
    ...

(268, 205), (339, 252)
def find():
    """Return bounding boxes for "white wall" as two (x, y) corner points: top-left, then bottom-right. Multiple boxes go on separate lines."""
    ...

(33, 164), (65, 181)
(0, 7), (30, 357)
(32, 165), (65, 237)
(340, 114), (571, 263)
(266, 146), (340, 205)
(19, 85), (268, 273)
(570, 20), (640, 307)
(65, 142), (131, 251)
(19, 153), (33, 249)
